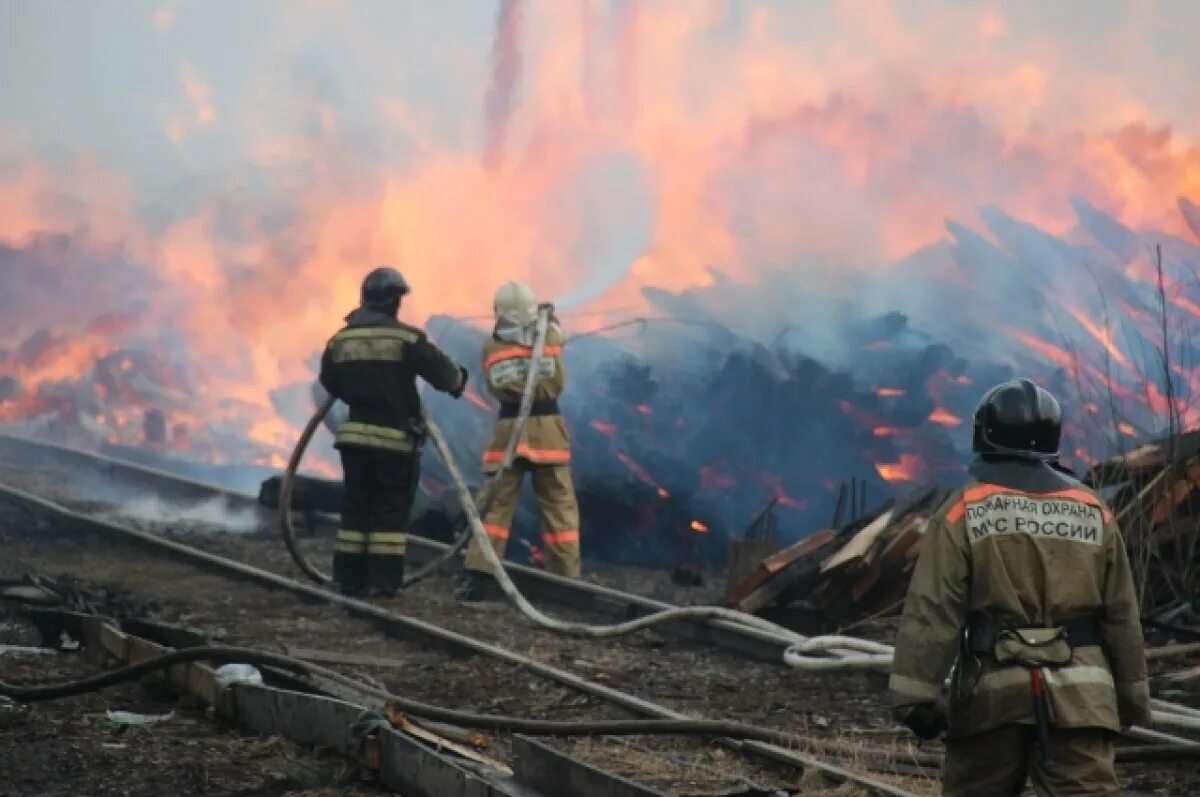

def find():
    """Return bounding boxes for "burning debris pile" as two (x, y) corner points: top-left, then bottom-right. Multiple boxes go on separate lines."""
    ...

(4, 198), (1200, 571)
(417, 305), (983, 567)
(726, 429), (1200, 628)
(728, 484), (948, 628)
(1085, 433), (1200, 614)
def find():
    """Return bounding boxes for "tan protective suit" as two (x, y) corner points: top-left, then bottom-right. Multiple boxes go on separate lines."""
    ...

(464, 322), (581, 578)
(890, 475), (1150, 796)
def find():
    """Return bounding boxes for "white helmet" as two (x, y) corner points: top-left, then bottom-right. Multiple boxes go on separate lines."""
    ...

(493, 280), (538, 325)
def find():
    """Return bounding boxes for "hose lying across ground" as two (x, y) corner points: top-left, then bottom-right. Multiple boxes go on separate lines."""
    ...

(280, 311), (1200, 731)
(280, 308), (551, 589)
(3, 645), (1197, 767)
(0, 643), (933, 771)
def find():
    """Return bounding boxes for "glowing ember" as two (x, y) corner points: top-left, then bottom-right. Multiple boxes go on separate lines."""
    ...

(616, 451), (662, 492)
(690, 520), (709, 534)
(657, 487), (670, 499)
(589, 419), (617, 437)
(876, 388), (906, 397)
(876, 454), (922, 483)
(636, 403), (653, 415)
(1118, 422), (1138, 437)
(928, 407), (962, 426)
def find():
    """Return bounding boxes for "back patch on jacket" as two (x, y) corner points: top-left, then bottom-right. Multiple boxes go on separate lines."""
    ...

(963, 492), (1104, 546)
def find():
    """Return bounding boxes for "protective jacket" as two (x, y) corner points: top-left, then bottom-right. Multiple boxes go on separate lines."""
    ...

(319, 308), (464, 451)
(480, 322), (570, 472)
(889, 457), (1150, 738)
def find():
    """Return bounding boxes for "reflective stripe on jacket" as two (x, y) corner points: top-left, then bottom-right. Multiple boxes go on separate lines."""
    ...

(481, 323), (570, 472)
(318, 308), (464, 451)
(889, 477), (1151, 737)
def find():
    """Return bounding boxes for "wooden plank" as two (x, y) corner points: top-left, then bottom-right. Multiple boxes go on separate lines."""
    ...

(512, 736), (666, 797)
(378, 725), (535, 797)
(731, 530), (836, 612)
(821, 510), (895, 573)
(97, 621), (129, 661)
(726, 539), (781, 601)
(728, 534), (821, 605)
(233, 684), (364, 753)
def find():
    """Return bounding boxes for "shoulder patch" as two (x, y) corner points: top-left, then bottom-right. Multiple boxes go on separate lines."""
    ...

(334, 326), (419, 343)
(950, 484), (1105, 547)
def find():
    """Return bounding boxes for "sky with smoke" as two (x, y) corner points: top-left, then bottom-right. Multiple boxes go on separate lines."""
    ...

(2, 1), (1199, 465)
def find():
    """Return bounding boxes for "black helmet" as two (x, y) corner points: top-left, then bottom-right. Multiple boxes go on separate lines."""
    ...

(972, 378), (1061, 459)
(361, 267), (410, 312)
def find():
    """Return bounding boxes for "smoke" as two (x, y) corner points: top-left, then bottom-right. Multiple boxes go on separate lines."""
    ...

(2, 2), (1200, 486)
(102, 495), (262, 535)
(483, 0), (525, 169)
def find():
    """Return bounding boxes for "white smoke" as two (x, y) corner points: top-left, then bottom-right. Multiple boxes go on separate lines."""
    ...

(103, 495), (262, 535)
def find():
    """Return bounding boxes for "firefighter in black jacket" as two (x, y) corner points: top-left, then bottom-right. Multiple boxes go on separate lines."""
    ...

(319, 267), (468, 596)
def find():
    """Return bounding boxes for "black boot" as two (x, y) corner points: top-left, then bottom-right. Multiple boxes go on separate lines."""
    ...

(332, 551), (368, 596)
(456, 570), (503, 602)
(370, 554), (405, 599)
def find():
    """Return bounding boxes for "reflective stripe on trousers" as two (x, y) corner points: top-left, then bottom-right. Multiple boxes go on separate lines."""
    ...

(336, 421), (414, 452)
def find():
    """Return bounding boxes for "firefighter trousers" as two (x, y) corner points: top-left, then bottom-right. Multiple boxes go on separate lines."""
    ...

(464, 460), (581, 578)
(334, 446), (420, 594)
(943, 724), (1118, 796)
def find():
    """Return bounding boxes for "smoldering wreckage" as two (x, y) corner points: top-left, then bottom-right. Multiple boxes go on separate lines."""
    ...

(4, 210), (1200, 794)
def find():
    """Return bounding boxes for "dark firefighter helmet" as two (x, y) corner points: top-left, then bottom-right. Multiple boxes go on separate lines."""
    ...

(360, 267), (410, 312)
(972, 378), (1062, 459)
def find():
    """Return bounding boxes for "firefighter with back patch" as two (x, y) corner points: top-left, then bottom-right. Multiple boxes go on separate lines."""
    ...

(458, 281), (580, 601)
(319, 267), (468, 597)
(889, 378), (1150, 795)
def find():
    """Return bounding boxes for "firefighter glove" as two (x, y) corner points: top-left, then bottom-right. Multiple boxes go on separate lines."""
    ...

(450, 366), (469, 398)
(901, 702), (947, 740)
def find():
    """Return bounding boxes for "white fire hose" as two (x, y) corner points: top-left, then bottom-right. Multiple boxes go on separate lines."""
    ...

(421, 308), (894, 670)
(280, 307), (551, 587)
(287, 309), (1200, 730)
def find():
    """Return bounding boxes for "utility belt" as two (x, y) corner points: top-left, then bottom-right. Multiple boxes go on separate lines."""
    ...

(498, 399), (560, 420)
(966, 613), (1100, 659)
(963, 613), (1100, 766)
(341, 406), (426, 451)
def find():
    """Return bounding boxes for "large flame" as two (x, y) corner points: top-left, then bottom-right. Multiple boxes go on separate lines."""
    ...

(1, 2), (1200, 498)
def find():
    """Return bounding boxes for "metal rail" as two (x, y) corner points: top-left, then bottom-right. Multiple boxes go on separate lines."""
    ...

(0, 433), (790, 662)
(0, 477), (922, 797)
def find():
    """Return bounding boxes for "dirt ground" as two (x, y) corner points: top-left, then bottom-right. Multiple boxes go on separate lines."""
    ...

(0, 602), (374, 797)
(1, 460), (1199, 795)
(0, 504), (910, 796)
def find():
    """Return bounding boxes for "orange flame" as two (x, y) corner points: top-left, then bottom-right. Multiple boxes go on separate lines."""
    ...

(590, 420), (617, 437)
(876, 454), (922, 483)
(1062, 304), (1132, 371)
(876, 388), (906, 397)
(690, 520), (709, 534)
(928, 407), (962, 426)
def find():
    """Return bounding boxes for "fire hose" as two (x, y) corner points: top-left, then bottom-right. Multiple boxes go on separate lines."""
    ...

(3, 645), (1198, 769)
(279, 310), (1200, 723)
(280, 307), (553, 588)
(0, 644), (933, 773)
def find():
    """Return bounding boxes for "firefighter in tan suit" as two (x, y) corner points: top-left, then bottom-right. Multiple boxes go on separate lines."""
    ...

(890, 378), (1150, 796)
(458, 281), (580, 601)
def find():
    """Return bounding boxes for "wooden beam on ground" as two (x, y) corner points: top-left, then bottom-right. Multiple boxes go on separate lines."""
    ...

(512, 736), (666, 797)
